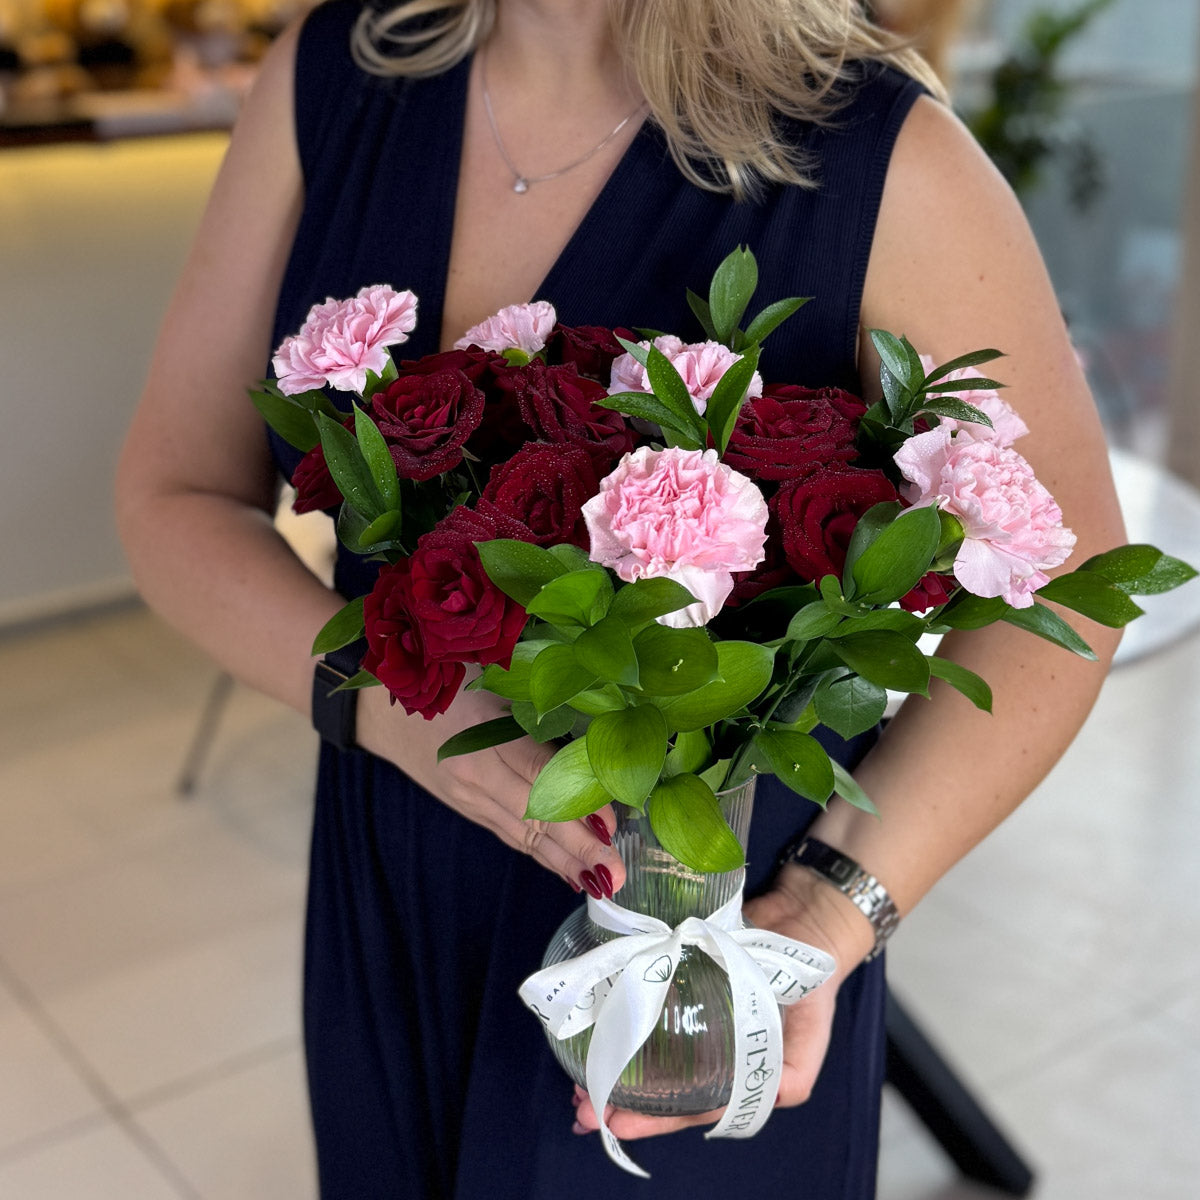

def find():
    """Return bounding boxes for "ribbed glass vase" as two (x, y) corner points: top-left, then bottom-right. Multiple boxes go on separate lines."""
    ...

(539, 777), (755, 1115)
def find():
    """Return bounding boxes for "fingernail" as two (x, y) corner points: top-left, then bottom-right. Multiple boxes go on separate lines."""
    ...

(572, 1120), (588, 1135)
(580, 870), (603, 900)
(593, 862), (614, 899)
(567, 876), (582, 893)
(584, 814), (612, 846)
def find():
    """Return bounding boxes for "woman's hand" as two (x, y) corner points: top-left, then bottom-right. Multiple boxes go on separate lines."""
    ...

(356, 680), (625, 896)
(571, 866), (874, 1139)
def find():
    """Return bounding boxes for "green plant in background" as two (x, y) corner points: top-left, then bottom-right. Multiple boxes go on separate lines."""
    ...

(967, 0), (1117, 210)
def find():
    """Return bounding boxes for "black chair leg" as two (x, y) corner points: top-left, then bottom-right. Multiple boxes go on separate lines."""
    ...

(176, 671), (236, 797)
(885, 988), (1036, 1196)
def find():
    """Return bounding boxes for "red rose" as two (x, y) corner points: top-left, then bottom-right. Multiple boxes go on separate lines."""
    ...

(547, 324), (634, 379)
(498, 361), (635, 464)
(290, 442), (342, 514)
(405, 505), (529, 667)
(479, 443), (600, 547)
(371, 369), (486, 481)
(725, 385), (866, 483)
(772, 466), (899, 584)
(363, 559), (465, 719)
(900, 571), (954, 614)
(395, 346), (506, 386)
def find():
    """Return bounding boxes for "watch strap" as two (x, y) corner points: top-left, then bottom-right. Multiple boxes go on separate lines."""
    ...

(312, 642), (363, 752)
(777, 836), (900, 961)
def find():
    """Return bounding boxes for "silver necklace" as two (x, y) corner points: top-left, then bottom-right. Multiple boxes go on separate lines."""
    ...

(479, 51), (646, 194)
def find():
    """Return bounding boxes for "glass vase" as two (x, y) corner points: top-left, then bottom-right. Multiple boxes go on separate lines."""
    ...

(539, 777), (755, 1115)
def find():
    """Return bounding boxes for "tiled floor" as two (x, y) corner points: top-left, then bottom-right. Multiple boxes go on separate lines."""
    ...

(1, 596), (1198, 1198)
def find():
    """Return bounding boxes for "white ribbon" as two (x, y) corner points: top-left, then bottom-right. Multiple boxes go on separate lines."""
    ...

(519, 888), (835, 1177)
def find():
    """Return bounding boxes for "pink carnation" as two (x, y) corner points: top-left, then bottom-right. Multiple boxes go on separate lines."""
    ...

(582, 446), (768, 627)
(454, 301), (557, 355)
(608, 336), (763, 416)
(895, 426), (1075, 608)
(919, 355), (1028, 447)
(273, 285), (418, 395)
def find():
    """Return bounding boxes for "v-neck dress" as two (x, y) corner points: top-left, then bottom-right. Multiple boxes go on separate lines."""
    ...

(268, 3), (925, 1196)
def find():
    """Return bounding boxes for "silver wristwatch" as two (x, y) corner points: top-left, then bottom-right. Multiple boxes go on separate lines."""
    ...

(778, 837), (900, 961)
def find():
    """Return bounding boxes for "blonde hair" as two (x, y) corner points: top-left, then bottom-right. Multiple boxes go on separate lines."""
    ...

(351, 0), (946, 199)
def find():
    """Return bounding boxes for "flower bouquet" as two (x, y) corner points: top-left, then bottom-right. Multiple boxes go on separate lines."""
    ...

(253, 248), (1194, 1175)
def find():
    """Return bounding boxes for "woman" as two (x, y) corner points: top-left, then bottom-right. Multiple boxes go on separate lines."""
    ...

(116, 0), (1125, 1195)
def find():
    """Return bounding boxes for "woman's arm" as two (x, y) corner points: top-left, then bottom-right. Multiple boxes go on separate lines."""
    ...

(579, 93), (1125, 1141)
(790, 93), (1125, 943)
(115, 21), (621, 892)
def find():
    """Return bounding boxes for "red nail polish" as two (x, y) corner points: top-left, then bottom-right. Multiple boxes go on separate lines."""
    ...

(580, 870), (603, 900)
(585, 814), (612, 846)
(593, 863), (614, 899)
(567, 876), (582, 893)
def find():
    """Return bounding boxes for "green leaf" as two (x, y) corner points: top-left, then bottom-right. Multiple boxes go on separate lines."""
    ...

(1035, 571), (1144, 627)
(615, 336), (650, 366)
(249, 388), (320, 452)
(511, 700), (579, 743)
(785, 603), (844, 643)
(920, 377), (1005, 395)
(573, 616), (640, 687)
(843, 502), (902, 585)
(632, 625), (720, 695)
(664, 729), (712, 777)
(436, 716), (526, 762)
(656, 641), (775, 732)
(850, 506), (942, 605)
(328, 668), (382, 693)
(939, 592), (1009, 630)
(336, 503), (402, 555)
(586, 706), (668, 808)
(317, 411), (386, 522)
(1003, 602), (1097, 659)
(825, 609), (926, 638)
(647, 774), (745, 873)
(922, 348), (1005, 383)
(830, 631), (931, 694)
(356, 509), (402, 549)
(742, 296), (811, 346)
(708, 246), (759, 346)
(871, 329), (925, 398)
(311, 596), (365, 655)
(831, 761), (879, 817)
(609, 577), (697, 628)
(477, 539), (567, 606)
(813, 673), (888, 739)
(1079, 544), (1199, 596)
(644, 346), (709, 443)
(686, 289), (717, 340)
(547, 544), (593, 572)
(352, 405), (400, 511)
(525, 737), (611, 821)
(916, 397), (995, 427)
(755, 730), (834, 804)
(525, 569), (613, 627)
(595, 392), (704, 445)
(529, 644), (598, 713)
(705, 343), (761, 455)
(567, 684), (628, 716)
(927, 657), (993, 711)
(476, 657), (532, 703)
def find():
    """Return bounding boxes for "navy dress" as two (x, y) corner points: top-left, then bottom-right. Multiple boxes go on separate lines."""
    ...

(268, 4), (925, 1195)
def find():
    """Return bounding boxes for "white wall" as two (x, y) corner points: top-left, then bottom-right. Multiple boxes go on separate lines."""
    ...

(0, 132), (227, 625)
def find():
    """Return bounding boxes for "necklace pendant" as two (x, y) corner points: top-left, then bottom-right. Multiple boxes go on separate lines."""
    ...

(513, 177), (529, 194)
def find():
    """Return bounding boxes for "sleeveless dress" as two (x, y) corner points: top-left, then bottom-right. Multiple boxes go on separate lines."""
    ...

(268, 4), (925, 1195)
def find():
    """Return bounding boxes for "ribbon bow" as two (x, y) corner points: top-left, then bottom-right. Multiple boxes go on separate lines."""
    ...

(519, 889), (835, 1177)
